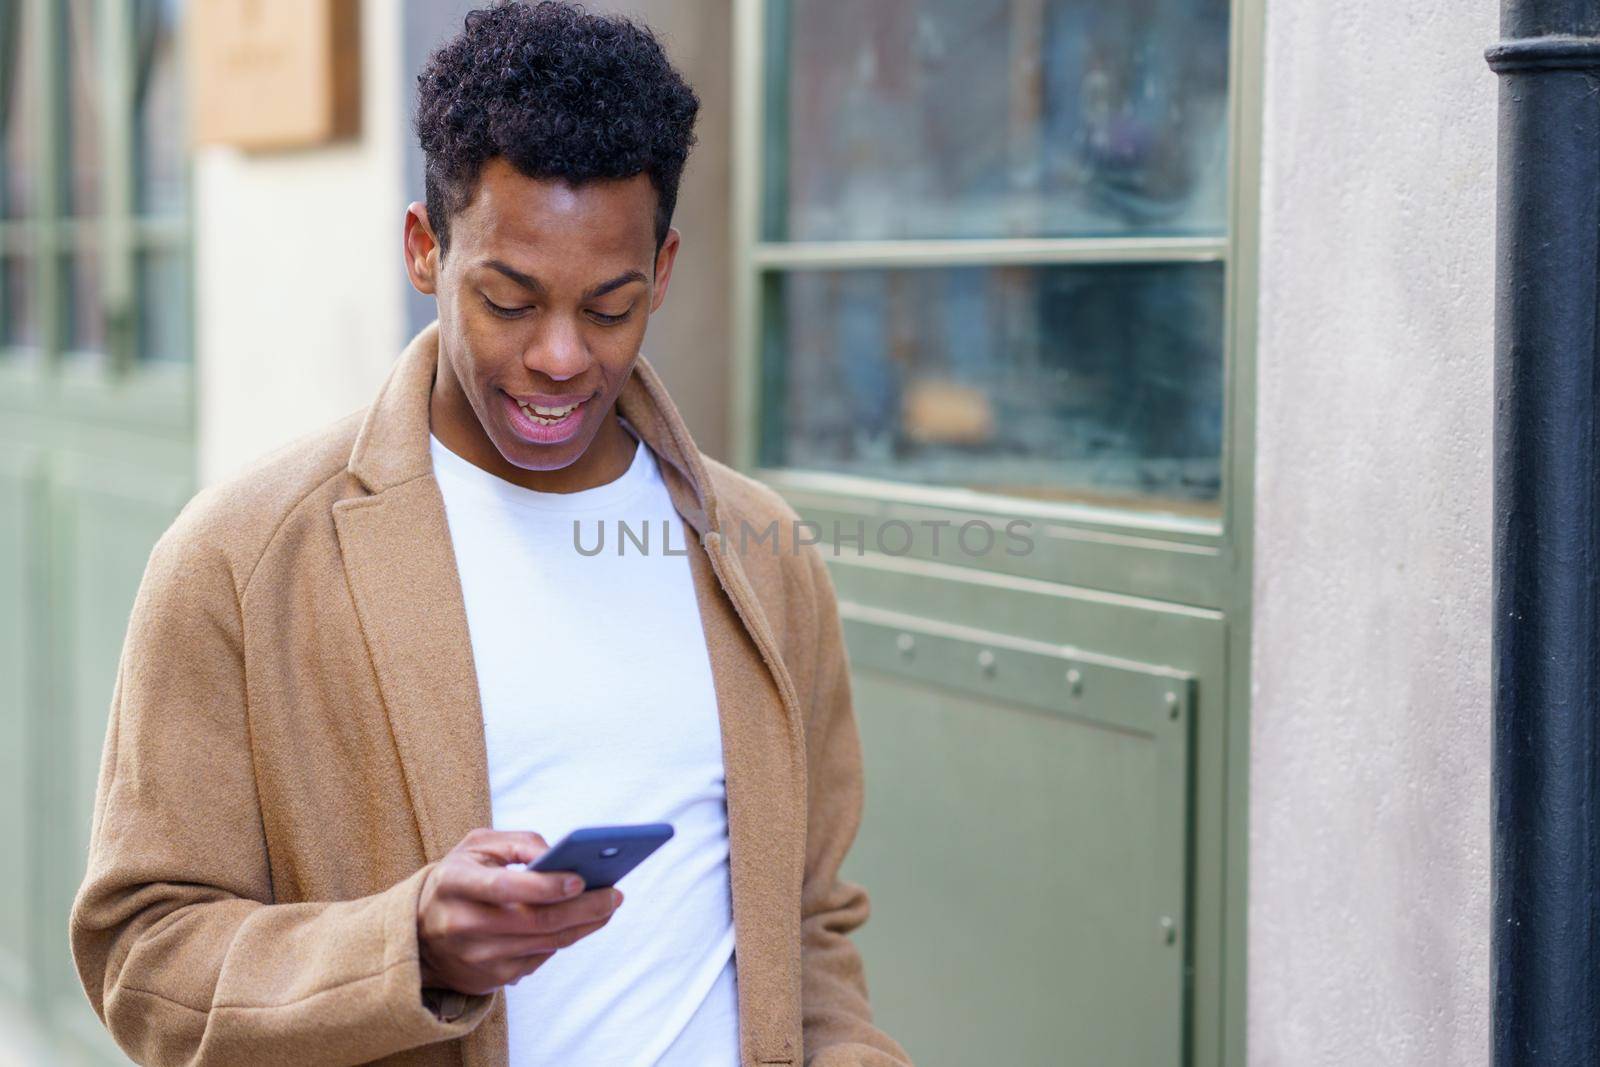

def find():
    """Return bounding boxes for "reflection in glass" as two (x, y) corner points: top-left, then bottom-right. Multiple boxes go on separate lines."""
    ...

(2, 0), (36, 217)
(769, 0), (1231, 242)
(762, 264), (1225, 511)
(135, 0), (185, 214)
(65, 0), (100, 215)
(65, 246), (105, 355)
(2, 252), (37, 349)
(136, 248), (186, 361)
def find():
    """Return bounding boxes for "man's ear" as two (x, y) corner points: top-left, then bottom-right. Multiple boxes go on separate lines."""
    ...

(649, 227), (682, 313)
(404, 203), (441, 295)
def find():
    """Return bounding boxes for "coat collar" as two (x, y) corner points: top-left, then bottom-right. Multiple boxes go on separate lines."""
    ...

(345, 319), (721, 537)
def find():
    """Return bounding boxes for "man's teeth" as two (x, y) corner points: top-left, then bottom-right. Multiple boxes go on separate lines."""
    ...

(519, 400), (580, 423)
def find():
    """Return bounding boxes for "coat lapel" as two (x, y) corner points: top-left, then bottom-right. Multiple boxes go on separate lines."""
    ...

(332, 480), (492, 863)
(624, 362), (808, 1063)
(685, 531), (807, 1064)
(335, 322), (807, 1065)
(333, 323), (494, 864)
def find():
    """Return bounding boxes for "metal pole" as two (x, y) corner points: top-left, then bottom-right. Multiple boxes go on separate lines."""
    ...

(1486, 3), (1600, 1063)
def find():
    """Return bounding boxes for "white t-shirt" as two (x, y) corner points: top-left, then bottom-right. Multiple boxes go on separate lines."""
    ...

(429, 419), (739, 1067)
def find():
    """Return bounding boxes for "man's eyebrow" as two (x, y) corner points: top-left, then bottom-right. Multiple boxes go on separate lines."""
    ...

(583, 270), (648, 301)
(482, 260), (547, 294)
(478, 262), (647, 302)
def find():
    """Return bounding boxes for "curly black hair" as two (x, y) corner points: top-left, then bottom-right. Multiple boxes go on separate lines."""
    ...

(414, 1), (700, 255)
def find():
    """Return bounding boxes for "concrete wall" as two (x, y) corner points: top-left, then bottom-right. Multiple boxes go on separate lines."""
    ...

(1248, 3), (1498, 1064)
(195, 0), (410, 487)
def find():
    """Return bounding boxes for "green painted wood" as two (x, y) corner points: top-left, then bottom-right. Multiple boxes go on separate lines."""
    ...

(0, 449), (42, 1005)
(43, 456), (190, 1059)
(0, 436), (191, 1067)
(0, 2), (195, 1062)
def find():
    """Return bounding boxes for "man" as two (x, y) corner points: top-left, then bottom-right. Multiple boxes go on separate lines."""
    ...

(68, 4), (911, 1065)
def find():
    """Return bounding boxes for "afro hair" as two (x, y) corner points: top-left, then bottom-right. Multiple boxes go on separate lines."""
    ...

(414, 1), (701, 254)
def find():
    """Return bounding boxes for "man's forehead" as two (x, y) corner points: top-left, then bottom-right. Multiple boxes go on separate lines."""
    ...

(464, 162), (656, 244)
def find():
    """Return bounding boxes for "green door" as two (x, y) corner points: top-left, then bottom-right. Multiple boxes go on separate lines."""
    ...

(0, 1), (193, 1061)
(732, 2), (1261, 1063)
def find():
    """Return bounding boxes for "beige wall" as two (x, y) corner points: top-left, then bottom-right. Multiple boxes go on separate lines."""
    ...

(195, 0), (410, 487)
(590, 0), (734, 462)
(1248, 2), (1497, 1064)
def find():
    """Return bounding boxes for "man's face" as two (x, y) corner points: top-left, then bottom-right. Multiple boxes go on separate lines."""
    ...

(404, 157), (678, 476)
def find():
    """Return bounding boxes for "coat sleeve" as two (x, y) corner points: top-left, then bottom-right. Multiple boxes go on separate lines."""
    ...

(795, 543), (915, 1067)
(68, 520), (494, 1067)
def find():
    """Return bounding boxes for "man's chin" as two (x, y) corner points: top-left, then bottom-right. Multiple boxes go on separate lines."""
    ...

(493, 428), (590, 473)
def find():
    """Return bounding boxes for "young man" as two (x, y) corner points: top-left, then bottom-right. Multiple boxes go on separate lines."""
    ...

(68, 4), (910, 1065)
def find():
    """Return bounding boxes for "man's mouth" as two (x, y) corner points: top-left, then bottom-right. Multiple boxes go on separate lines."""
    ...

(502, 389), (593, 443)
(517, 398), (583, 425)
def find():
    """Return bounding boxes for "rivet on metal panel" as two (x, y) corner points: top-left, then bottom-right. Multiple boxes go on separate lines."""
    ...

(1159, 915), (1177, 945)
(895, 633), (915, 660)
(1065, 667), (1083, 696)
(1165, 690), (1181, 720)
(977, 648), (997, 677)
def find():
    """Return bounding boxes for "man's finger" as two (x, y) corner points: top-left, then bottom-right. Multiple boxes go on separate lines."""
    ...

(447, 862), (582, 906)
(461, 915), (615, 968)
(459, 829), (549, 867)
(467, 888), (622, 937)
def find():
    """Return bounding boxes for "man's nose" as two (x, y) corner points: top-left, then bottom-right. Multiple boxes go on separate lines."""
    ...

(523, 316), (589, 381)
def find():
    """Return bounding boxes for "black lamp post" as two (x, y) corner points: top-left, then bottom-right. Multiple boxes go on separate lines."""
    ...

(1486, 3), (1600, 1063)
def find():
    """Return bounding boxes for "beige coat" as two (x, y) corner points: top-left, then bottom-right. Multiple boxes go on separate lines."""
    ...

(69, 322), (912, 1067)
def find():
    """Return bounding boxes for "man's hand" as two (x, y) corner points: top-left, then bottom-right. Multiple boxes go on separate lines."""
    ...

(417, 829), (623, 996)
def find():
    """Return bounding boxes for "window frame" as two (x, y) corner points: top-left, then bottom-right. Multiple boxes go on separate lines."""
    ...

(730, 0), (1262, 615)
(0, 0), (194, 435)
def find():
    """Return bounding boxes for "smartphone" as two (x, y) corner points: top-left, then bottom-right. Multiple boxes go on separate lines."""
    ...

(529, 823), (675, 889)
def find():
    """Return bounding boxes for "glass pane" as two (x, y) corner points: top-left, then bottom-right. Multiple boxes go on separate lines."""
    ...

(136, 246), (186, 361)
(2, 0), (37, 217)
(761, 263), (1225, 512)
(134, 0), (185, 214)
(64, 244), (105, 355)
(2, 251), (38, 351)
(65, 0), (101, 215)
(768, 0), (1231, 242)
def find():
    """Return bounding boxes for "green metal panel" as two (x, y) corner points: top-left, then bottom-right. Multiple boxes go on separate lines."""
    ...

(772, 484), (1227, 609)
(1218, 1), (1266, 1061)
(844, 660), (1191, 1066)
(825, 552), (1225, 1066)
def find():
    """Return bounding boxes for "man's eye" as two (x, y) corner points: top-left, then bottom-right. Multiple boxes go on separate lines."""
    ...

(586, 308), (632, 326)
(482, 296), (530, 318)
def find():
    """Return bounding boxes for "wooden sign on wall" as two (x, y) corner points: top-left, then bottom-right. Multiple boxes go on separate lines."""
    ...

(189, 0), (361, 150)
